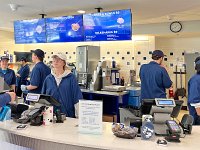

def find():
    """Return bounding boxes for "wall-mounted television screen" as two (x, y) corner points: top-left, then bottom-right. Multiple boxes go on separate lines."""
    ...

(14, 19), (46, 44)
(46, 15), (84, 42)
(83, 9), (132, 41)
(14, 52), (32, 62)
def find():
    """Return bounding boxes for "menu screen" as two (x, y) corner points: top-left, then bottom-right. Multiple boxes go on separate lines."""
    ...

(46, 15), (84, 42)
(14, 19), (46, 44)
(83, 9), (132, 41)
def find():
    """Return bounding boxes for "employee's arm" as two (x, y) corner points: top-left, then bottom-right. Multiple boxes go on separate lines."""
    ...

(0, 92), (16, 107)
(28, 69), (40, 91)
(26, 85), (38, 90)
(162, 69), (172, 88)
(196, 107), (200, 116)
(11, 85), (16, 92)
(16, 73), (21, 77)
(188, 80), (200, 115)
(7, 92), (16, 103)
(21, 67), (30, 80)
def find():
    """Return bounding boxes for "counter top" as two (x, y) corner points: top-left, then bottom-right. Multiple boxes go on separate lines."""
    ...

(81, 89), (128, 96)
(0, 118), (199, 150)
(126, 86), (141, 91)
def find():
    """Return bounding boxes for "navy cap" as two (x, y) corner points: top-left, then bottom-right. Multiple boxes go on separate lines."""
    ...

(195, 56), (200, 65)
(195, 56), (200, 71)
(0, 56), (9, 61)
(32, 49), (44, 58)
(20, 57), (27, 62)
(152, 50), (165, 57)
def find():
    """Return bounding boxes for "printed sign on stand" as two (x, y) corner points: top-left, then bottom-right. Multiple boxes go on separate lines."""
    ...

(79, 100), (103, 134)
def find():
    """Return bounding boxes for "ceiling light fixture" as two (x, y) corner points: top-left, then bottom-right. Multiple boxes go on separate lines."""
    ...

(77, 10), (86, 14)
(39, 14), (47, 18)
(8, 4), (19, 11)
(95, 7), (103, 13)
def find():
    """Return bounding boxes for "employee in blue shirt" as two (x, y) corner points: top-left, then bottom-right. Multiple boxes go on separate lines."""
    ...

(0, 56), (16, 92)
(0, 92), (16, 107)
(21, 49), (51, 94)
(42, 52), (83, 118)
(188, 56), (200, 125)
(16, 57), (30, 97)
(139, 50), (172, 100)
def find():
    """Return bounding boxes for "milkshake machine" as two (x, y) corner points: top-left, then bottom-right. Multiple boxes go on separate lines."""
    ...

(76, 45), (100, 89)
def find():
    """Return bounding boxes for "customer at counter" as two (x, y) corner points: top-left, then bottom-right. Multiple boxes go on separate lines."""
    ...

(16, 57), (30, 97)
(42, 52), (82, 118)
(0, 92), (16, 107)
(0, 56), (16, 92)
(139, 50), (172, 100)
(188, 56), (200, 125)
(21, 49), (51, 94)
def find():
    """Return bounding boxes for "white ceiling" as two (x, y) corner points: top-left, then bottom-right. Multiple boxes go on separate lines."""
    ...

(1, 0), (200, 30)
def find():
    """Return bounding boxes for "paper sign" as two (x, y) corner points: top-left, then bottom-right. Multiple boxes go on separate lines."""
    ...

(79, 100), (103, 134)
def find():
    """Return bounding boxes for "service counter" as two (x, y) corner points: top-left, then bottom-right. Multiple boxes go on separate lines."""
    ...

(0, 118), (199, 150)
(81, 89), (129, 122)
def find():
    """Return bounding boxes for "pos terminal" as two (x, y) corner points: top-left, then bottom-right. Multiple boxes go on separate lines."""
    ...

(150, 98), (175, 135)
(25, 93), (61, 125)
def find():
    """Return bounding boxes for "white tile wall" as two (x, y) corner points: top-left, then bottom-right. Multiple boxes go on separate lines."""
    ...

(155, 36), (200, 105)
(22, 36), (155, 84)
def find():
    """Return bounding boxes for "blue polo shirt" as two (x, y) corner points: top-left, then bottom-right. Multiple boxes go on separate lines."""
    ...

(29, 62), (50, 94)
(139, 61), (172, 100)
(188, 74), (200, 125)
(0, 68), (16, 86)
(0, 93), (11, 107)
(16, 64), (30, 86)
(42, 73), (83, 118)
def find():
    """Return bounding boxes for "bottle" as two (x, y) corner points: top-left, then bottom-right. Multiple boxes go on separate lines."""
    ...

(121, 77), (125, 86)
(56, 109), (63, 123)
(10, 54), (13, 63)
(169, 86), (174, 98)
(112, 58), (116, 68)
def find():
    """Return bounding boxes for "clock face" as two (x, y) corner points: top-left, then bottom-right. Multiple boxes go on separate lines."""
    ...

(170, 21), (182, 33)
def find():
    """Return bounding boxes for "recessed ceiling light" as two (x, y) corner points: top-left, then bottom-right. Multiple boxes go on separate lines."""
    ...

(8, 4), (19, 11)
(77, 10), (86, 14)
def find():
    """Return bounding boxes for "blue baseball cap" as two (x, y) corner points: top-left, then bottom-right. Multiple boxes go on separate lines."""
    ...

(195, 56), (200, 65)
(31, 49), (44, 58)
(20, 57), (27, 62)
(152, 50), (166, 57)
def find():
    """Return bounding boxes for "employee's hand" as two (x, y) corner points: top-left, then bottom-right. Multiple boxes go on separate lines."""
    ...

(196, 107), (200, 116)
(21, 85), (27, 92)
(16, 73), (21, 77)
(6, 92), (16, 103)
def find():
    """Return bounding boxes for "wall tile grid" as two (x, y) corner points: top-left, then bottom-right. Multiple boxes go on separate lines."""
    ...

(26, 37), (155, 84)
(1, 34), (155, 84)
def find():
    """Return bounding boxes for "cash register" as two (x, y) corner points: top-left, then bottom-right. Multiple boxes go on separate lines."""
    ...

(26, 93), (60, 107)
(14, 93), (61, 126)
(150, 98), (176, 135)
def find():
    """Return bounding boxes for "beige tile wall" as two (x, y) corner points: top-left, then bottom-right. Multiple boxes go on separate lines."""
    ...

(23, 36), (155, 83)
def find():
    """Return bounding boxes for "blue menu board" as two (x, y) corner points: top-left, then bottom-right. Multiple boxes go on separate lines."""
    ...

(83, 9), (132, 41)
(14, 19), (46, 44)
(46, 15), (84, 42)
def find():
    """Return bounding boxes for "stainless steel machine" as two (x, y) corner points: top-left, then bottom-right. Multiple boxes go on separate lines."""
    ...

(76, 45), (100, 89)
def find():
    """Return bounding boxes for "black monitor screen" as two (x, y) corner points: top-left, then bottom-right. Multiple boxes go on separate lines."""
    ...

(141, 99), (156, 115)
(14, 52), (32, 62)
